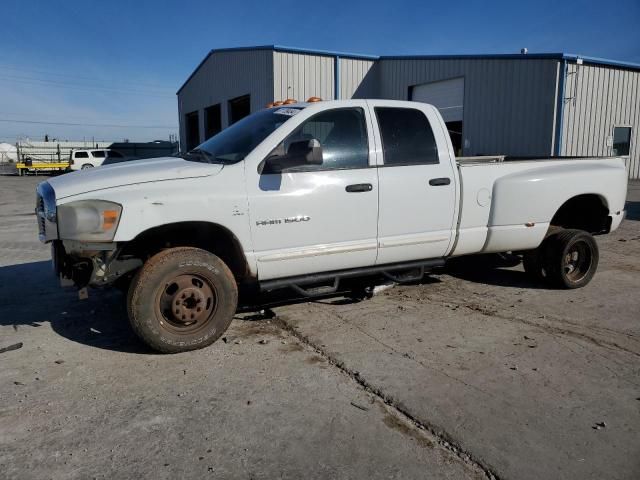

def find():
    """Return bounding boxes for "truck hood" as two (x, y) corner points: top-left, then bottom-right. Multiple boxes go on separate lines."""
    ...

(48, 157), (223, 199)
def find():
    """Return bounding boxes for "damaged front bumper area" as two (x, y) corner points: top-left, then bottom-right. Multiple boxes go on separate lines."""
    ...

(52, 240), (141, 289)
(37, 181), (139, 290)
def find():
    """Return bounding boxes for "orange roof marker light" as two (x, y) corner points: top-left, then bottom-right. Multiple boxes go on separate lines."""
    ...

(265, 102), (275, 108)
(307, 96), (322, 102)
(273, 101), (284, 106)
(282, 98), (297, 105)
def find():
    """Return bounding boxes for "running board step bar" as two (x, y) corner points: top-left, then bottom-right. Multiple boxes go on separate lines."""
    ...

(383, 266), (425, 283)
(259, 258), (445, 296)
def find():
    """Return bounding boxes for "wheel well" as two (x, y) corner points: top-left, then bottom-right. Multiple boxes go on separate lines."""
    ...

(550, 194), (611, 234)
(119, 222), (252, 283)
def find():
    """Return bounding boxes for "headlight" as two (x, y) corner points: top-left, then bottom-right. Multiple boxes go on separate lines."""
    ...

(57, 200), (122, 241)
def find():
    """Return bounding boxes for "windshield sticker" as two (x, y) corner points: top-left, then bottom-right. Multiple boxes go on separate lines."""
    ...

(274, 108), (300, 117)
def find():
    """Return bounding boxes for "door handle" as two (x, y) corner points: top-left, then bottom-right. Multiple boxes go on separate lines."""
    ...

(346, 183), (373, 193)
(429, 177), (451, 186)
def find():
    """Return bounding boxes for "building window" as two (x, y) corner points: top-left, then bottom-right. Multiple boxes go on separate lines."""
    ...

(228, 95), (251, 125)
(185, 111), (200, 151)
(613, 126), (631, 156)
(204, 104), (222, 140)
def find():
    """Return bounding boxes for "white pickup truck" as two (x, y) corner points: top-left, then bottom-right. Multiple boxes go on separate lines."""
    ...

(36, 99), (628, 352)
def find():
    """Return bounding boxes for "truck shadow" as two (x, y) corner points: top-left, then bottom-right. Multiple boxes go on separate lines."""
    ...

(0, 261), (382, 353)
(0, 257), (549, 352)
(0, 260), (149, 354)
(444, 254), (551, 289)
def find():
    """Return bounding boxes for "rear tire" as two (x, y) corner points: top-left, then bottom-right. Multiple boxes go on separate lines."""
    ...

(127, 247), (238, 353)
(540, 229), (599, 289)
(81, 164), (93, 169)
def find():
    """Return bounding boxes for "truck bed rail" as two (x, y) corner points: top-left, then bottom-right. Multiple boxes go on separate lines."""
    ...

(457, 155), (622, 166)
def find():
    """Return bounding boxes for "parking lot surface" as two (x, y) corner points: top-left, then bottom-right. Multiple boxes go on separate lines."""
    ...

(1, 174), (638, 479)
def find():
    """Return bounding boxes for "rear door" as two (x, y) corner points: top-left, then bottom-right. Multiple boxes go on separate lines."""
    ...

(370, 101), (457, 265)
(246, 102), (379, 280)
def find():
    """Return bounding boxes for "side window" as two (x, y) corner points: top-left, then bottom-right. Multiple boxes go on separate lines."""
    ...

(74, 151), (89, 159)
(375, 107), (439, 165)
(281, 107), (369, 171)
(92, 150), (106, 158)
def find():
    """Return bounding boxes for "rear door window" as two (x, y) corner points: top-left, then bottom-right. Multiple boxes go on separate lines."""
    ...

(375, 107), (439, 166)
(92, 150), (106, 158)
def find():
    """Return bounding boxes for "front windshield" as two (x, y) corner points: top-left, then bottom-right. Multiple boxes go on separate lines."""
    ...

(185, 107), (302, 164)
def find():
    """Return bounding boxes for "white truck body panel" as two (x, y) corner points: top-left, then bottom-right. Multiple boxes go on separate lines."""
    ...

(453, 158), (627, 256)
(247, 168), (379, 279)
(43, 99), (628, 285)
(54, 157), (220, 199)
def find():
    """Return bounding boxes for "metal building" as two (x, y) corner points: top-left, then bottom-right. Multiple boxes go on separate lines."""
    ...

(177, 45), (640, 179)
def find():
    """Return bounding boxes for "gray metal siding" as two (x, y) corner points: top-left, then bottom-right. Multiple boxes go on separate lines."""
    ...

(177, 50), (273, 148)
(377, 58), (559, 156)
(560, 63), (640, 179)
(273, 52), (334, 102)
(339, 58), (377, 99)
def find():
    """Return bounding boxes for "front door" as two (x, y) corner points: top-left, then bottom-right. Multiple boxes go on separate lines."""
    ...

(247, 103), (378, 280)
(371, 102), (457, 265)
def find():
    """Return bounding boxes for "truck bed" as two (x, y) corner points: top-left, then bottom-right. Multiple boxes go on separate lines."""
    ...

(451, 155), (627, 257)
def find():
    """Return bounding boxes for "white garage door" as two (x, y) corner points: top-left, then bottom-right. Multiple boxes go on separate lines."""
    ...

(411, 77), (464, 123)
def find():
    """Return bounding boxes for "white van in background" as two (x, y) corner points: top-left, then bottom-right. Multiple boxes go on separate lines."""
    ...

(69, 149), (125, 171)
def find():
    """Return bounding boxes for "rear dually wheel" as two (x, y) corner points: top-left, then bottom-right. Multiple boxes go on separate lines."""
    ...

(537, 229), (599, 289)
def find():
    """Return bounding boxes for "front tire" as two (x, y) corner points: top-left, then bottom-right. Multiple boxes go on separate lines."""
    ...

(127, 247), (238, 353)
(81, 164), (93, 170)
(540, 229), (599, 289)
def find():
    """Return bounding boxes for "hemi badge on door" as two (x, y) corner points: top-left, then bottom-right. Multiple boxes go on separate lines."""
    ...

(256, 215), (310, 226)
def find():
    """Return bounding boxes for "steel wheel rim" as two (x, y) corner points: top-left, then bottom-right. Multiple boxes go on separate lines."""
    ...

(563, 240), (592, 283)
(155, 273), (218, 335)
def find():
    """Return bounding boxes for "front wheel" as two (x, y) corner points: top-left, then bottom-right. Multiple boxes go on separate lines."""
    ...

(540, 229), (599, 289)
(81, 163), (93, 170)
(127, 247), (238, 353)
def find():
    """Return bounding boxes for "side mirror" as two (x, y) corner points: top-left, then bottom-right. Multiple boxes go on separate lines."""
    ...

(262, 138), (323, 173)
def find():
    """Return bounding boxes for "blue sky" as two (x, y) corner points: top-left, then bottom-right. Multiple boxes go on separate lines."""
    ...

(1, 0), (638, 143)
